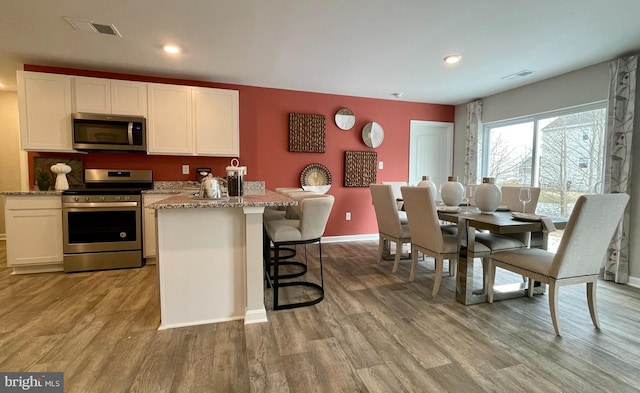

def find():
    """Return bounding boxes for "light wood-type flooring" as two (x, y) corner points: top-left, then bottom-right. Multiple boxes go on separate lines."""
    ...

(1, 240), (640, 392)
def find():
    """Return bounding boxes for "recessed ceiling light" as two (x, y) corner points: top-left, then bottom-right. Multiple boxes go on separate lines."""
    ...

(444, 54), (462, 64)
(163, 45), (181, 54)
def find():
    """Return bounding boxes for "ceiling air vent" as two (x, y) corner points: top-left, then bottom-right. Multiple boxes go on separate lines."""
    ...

(501, 70), (535, 80)
(64, 17), (122, 37)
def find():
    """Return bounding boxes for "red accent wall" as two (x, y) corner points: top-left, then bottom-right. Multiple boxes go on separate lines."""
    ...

(25, 65), (454, 237)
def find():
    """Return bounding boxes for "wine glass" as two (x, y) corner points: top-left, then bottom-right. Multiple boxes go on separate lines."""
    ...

(519, 187), (531, 214)
(463, 184), (476, 214)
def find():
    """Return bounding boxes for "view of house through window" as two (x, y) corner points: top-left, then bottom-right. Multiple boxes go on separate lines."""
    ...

(482, 103), (607, 250)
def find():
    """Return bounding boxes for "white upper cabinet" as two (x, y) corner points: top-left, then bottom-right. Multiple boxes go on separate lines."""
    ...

(17, 71), (74, 152)
(148, 84), (239, 156)
(193, 87), (239, 157)
(18, 71), (237, 156)
(111, 80), (148, 115)
(73, 76), (147, 116)
(147, 83), (194, 154)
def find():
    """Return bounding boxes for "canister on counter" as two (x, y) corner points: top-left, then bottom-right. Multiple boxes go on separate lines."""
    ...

(226, 159), (246, 197)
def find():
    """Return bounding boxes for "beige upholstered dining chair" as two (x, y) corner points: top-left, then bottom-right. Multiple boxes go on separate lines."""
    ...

(401, 186), (459, 296)
(263, 194), (335, 310)
(370, 184), (413, 278)
(500, 186), (541, 213)
(487, 193), (629, 336)
(500, 186), (543, 247)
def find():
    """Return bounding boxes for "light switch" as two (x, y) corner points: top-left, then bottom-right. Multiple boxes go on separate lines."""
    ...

(378, 161), (384, 169)
(182, 165), (190, 175)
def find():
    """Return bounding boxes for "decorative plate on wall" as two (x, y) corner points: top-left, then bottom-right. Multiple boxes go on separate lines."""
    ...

(334, 108), (356, 130)
(362, 122), (384, 148)
(300, 163), (332, 187)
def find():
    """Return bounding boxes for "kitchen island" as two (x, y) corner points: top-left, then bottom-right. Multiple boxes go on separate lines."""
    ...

(148, 190), (296, 330)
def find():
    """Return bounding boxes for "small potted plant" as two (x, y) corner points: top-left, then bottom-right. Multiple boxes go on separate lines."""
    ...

(36, 168), (51, 191)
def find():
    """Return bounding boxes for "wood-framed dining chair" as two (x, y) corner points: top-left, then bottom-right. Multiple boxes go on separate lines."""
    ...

(487, 193), (629, 336)
(401, 186), (459, 296)
(369, 184), (413, 278)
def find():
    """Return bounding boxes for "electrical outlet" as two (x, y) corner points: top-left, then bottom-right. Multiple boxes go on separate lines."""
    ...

(378, 161), (384, 169)
(182, 165), (190, 175)
(345, 212), (351, 221)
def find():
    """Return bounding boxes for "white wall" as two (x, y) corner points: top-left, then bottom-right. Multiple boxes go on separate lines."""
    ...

(0, 91), (21, 237)
(453, 60), (640, 283)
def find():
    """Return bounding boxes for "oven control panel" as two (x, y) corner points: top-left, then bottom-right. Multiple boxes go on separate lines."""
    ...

(62, 195), (141, 207)
(64, 195), (139, 203)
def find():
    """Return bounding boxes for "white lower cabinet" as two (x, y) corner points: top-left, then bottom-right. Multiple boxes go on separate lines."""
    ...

(5, 196), (63, 273)
(143, 194), (173, 262)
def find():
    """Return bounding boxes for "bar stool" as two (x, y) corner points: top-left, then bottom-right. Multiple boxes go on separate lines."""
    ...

(263, 191), (322, 270)
(263, 194), (334, 310)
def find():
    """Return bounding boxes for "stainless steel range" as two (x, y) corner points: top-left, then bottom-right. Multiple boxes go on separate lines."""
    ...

(62, 169), (153, 273)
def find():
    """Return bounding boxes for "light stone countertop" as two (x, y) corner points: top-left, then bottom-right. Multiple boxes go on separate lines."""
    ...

(144, 180), (265, 195)
(149, 189), (296, 209)
(0, 190), (62, 196)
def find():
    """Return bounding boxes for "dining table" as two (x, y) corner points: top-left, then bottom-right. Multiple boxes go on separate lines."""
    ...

(437, 207), (568, 305)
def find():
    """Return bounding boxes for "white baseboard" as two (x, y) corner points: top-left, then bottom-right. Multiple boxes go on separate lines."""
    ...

(322, 233), (378, 243)
(628, 276), (640, 288)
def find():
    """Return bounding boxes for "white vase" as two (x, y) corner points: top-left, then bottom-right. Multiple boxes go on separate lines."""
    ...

(50, 162), (71, 191)
(475, 177), (501, 214)
(441, 176), (464, 207)
(416, 175), (437, 204)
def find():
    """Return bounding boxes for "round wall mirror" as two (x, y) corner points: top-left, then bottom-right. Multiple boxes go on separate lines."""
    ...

(335, 108), (355, 130)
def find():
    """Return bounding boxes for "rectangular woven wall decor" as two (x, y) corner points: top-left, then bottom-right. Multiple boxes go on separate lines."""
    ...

(289, 113), (326, 152)
(344, 151), (377, 187)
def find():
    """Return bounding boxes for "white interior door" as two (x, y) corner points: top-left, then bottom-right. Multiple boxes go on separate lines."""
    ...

(409, 120), (453, 189)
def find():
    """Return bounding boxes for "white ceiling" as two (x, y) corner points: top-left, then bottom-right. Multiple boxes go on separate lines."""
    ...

(2, 0), (640, 105)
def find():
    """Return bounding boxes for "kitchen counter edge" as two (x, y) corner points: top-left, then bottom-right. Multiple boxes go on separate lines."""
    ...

(149, 190), (297, 209)
(0, 191), (63, 196)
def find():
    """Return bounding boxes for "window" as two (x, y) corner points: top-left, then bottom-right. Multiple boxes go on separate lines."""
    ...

(482, 103), (607, 250)
(579, 157), (589, 169)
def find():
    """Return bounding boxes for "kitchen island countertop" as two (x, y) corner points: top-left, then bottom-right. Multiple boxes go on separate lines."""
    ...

(149, 190), (296, 209)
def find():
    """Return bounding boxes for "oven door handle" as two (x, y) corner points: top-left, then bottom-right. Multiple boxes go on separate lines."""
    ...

(63, 202), (140, 208)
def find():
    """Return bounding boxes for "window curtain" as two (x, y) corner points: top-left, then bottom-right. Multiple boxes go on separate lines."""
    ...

(602, 54), (637, 283)
(464, 100), (482, 185)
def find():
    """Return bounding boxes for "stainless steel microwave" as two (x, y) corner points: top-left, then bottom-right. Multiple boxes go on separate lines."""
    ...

(72, 113), (146, 152)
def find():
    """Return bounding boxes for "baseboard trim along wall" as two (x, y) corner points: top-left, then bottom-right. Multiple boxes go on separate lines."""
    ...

(323, 233), (378, 243)
(628, 276), (640, 289)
